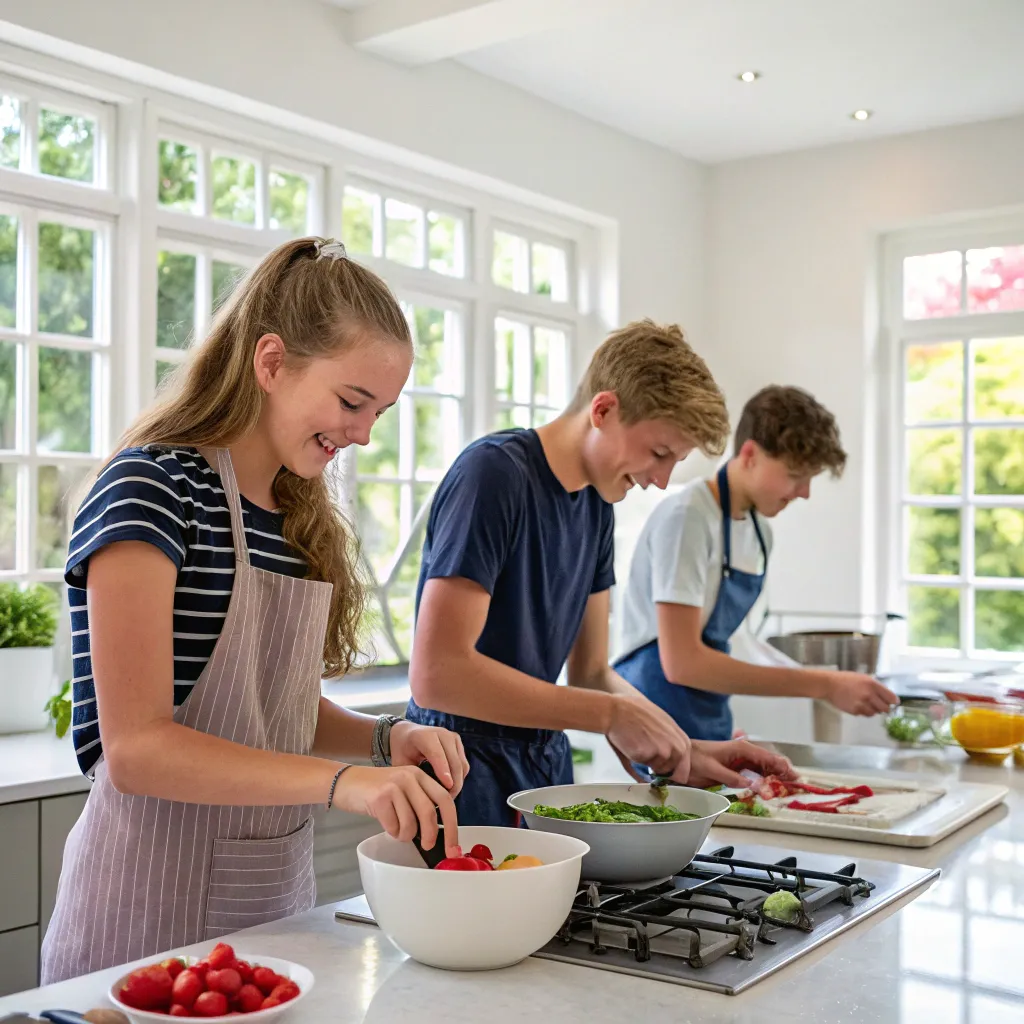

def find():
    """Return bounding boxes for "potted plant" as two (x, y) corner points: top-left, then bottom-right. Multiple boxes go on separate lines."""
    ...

(0, 583), (60, 734)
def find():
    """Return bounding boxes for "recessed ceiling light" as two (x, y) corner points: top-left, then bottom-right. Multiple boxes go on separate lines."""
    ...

(737, 70), (761, 83)
(851, 109), (872, 121)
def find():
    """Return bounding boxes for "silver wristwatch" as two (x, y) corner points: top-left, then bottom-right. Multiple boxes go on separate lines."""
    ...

(371, 714), (402, 767)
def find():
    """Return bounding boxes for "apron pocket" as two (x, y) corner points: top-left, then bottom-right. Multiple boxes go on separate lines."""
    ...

(203, 817), (316, 940)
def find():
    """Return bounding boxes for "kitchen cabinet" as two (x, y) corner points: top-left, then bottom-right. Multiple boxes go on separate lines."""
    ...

(0, 802), (39, 933)
(0, 926), (39, 997)
(312, 807), (382, 905)
(0, 794), (87, 997)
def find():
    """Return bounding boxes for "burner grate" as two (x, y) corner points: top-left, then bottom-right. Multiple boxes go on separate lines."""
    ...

(556, 845), (877, 969)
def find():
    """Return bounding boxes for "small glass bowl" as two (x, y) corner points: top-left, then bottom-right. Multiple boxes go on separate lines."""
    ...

(949, 701), (1024, 764)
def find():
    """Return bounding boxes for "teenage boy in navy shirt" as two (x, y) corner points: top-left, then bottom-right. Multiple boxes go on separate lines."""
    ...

(407, 321), (794, 825)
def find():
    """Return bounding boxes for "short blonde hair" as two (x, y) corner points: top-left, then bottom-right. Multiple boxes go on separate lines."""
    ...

(569, 319), (729, 456)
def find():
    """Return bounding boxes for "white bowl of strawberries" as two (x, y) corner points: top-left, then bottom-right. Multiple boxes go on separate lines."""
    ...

(108, 942), (312, 1021)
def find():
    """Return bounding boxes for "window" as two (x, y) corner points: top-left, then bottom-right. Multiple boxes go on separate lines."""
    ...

(887, 232), (1024, 660)
(0, 52), (604, 680)
(342, 184), (590, 664)
(342, 181), (466, 277)
(151, 124), (322, 390)
(0, 75), (115, 599)
(494, 316), (570, 428)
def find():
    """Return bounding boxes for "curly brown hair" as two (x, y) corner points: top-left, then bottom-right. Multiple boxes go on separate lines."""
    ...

(735, 385), (846, 476)
(568, 319), (730, 456)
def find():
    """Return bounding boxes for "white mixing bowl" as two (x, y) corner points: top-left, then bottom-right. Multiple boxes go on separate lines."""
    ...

(357, 825), (589, 971)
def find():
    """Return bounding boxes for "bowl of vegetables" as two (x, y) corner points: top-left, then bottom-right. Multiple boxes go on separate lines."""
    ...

(884, 699), (953, 747)
(108, 943), (311, 1021)
(508, 782), (731, 882)
(357, 825), (589, 971)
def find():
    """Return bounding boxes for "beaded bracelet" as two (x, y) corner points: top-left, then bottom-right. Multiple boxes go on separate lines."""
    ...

(326, 764), (352, 810)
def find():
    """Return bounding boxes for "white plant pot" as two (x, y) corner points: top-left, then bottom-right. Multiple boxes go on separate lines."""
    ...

(0, 646), (56, 735)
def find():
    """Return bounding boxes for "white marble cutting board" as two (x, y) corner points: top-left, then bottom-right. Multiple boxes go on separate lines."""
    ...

(714, 767), (1007, 847)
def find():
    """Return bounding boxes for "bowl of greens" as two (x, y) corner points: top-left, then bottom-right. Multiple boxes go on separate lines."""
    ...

(507, 783), (730, 882)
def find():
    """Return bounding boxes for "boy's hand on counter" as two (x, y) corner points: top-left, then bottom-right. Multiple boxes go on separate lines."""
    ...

(685, 739), (795, 789)
(823, 673), (899, 717)
(388, 721), (470, 796)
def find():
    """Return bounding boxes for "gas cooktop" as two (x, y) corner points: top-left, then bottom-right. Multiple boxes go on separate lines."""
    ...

(334, 841), (938, 994)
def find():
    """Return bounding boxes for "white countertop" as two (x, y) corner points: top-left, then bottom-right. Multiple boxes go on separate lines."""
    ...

(1, 743), (1022, 1023)
(0, 731), (89, 802)
(0, 677), (409, 805)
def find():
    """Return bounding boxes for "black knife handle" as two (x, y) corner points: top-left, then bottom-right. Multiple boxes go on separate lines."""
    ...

(411, 760), (448, 868)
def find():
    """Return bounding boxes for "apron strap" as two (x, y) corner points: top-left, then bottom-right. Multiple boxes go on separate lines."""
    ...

(212, 448), (251, 566)
(716, 463), (734, 577)
(716, 463), (769, 577)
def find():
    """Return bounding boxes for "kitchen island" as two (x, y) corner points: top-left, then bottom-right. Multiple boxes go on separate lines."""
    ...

(1, 742), (1021, 1024)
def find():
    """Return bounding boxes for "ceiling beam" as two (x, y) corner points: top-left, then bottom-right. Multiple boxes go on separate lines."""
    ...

(349, 0), (613, 66)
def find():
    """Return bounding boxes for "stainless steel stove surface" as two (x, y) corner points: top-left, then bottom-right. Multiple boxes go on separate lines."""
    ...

(334, 842), (939, 995)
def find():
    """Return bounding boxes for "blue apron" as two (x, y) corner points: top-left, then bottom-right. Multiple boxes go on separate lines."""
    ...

(404, 703), (573, 827)
(615, 464), (768, 741)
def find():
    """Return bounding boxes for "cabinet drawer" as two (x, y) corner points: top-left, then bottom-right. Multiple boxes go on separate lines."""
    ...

(40, 792), (89, 937)
(0, 802), (39, 932)
(0, 925), (39, 996)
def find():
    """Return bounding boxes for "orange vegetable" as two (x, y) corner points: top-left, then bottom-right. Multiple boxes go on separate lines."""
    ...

(496, 854), (544, 870)
(950, 707), (1024, 751)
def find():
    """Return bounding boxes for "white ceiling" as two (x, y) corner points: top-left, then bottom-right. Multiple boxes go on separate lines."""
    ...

(324, 0), (1024, 163)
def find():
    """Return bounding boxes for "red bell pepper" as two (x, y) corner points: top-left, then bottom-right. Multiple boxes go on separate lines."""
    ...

(786, 794), (862, 813)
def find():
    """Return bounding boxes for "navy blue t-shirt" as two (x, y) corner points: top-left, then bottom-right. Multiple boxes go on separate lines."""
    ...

(409, 429), (615, 690)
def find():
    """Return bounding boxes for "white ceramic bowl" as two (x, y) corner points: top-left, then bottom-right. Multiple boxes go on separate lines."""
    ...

(357, 825), (589, 971)
(508, 782), (731, 882)
(108, 952), (313, 1023)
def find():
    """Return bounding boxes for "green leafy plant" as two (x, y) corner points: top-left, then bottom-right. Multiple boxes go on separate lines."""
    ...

(0, 583), (59, 649)
(44, 680), (72, 738)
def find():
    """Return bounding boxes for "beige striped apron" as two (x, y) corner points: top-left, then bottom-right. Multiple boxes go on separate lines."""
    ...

(41, 448), (333, 983)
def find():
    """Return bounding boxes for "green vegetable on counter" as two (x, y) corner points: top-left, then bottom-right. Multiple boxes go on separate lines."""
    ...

(885, 713), (930, 743)
(727, 800), (770, 817)
(534, 798), (701, 823)
(44, 679), (73, 739)
(762, 890), (803, 923)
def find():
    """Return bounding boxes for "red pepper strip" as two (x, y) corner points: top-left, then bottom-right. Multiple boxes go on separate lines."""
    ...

(786, 781), (875, 798)
(786, 795), (862, 814)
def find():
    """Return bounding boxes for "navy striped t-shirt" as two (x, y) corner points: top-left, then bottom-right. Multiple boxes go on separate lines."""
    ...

(65, 446), (307, 776)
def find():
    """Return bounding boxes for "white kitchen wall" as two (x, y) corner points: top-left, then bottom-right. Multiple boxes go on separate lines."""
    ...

(705, 113), (1024, 626)
(0, 0), (708, 345)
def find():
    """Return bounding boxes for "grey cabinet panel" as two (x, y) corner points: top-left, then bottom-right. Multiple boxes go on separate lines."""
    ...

(0, 802), (39, 933)
(0, 925), (39, 996)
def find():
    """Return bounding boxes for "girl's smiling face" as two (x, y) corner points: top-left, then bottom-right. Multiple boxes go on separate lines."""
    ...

(254, 331), (412, 479)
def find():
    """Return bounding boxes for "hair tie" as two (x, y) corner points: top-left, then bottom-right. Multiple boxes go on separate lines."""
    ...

(314, 238), (348, 262)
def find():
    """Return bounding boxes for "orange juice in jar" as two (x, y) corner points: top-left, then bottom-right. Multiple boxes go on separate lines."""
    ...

(949, 702), (1024, 763)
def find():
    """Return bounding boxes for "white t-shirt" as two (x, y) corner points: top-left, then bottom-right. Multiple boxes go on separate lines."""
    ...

(617, 478), (793, 666)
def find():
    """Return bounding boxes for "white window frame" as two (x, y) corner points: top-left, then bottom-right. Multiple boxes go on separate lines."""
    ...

(0, 71), (114, 191)
(338, 175), (597, 663)
(0, 70), (122, 589)
(881, 215), (1024, 669)
(0, 43), (611, 676)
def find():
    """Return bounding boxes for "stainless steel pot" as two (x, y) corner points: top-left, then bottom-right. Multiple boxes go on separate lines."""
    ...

(765, 630), (881, 673)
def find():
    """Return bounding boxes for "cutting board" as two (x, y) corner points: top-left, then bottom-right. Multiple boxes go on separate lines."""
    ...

(713, 767), (1007, 847)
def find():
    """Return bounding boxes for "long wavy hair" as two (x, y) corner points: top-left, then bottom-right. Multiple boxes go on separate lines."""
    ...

(110, 237), (411, 676)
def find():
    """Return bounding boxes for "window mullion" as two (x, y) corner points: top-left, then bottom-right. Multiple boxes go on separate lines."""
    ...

(23, 96), (37, 176)
(24, 204), (38, 574)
